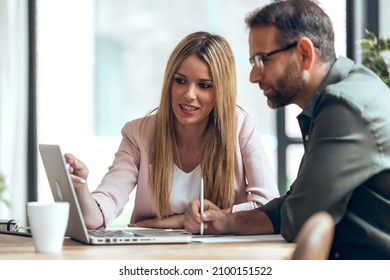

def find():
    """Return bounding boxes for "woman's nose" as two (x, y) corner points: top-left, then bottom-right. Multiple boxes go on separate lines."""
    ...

(184, 84), (196, 100)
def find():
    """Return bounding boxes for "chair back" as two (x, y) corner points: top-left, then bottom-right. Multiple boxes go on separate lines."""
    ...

(291, 211), (334, 260)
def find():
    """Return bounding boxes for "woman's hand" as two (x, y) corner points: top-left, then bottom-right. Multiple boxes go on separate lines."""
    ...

(184, 199), (231, 235)
(131, 214), (185, 229)
(63, 153), (104, 229)
(64, 153), (89, 187)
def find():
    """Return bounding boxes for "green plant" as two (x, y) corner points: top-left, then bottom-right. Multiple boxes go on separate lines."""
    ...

(360, 29), (390, 88)
(0, 173), (11, 208)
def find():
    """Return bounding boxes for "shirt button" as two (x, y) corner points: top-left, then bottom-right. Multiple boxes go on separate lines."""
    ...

(304, 135), (309, 141)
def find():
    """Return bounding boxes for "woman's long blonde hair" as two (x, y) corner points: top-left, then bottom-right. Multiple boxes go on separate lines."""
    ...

(147, 31), (237, 218)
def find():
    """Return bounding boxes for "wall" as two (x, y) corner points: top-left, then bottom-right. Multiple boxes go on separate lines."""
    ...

(380, 0), (390, 37)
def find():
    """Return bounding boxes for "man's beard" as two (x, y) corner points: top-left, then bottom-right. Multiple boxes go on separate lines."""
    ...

(266, 59), (306, 109)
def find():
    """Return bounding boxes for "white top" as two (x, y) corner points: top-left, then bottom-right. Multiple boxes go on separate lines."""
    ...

(170, 164), (201, 214)
(170, 164), (248, 213)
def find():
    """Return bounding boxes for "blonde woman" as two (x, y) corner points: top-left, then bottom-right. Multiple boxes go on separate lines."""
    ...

(66, 31), (279, 230)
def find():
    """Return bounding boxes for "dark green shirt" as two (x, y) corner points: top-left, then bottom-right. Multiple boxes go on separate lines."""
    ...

(259, 56), (390, 259)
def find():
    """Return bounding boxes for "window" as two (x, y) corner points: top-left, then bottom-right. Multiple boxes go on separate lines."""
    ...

(36, 0), (276, 226)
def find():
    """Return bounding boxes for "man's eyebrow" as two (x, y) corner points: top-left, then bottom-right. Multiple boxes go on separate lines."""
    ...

(251, 51), (266, 57)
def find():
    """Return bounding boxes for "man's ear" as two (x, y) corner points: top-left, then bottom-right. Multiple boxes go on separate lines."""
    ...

(296, 37), (316, 70)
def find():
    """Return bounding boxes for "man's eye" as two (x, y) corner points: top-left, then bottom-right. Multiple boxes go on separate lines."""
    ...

(262, 57), (270, 64)
(199, 82), (212, 89)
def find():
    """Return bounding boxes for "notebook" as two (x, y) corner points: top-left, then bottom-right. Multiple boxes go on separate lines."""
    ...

(38, 144), (192, 245)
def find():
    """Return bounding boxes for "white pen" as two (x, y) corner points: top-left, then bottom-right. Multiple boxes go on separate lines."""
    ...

(200, 177), (204, 235)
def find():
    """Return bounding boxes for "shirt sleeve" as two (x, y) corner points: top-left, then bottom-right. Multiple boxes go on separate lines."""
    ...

(275, 96), (380, 241)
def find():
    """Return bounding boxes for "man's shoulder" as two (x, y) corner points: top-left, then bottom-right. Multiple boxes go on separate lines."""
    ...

(323, 63), (390, 111)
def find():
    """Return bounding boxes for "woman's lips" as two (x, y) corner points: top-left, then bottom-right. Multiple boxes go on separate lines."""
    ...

(179, 104), (199, 114)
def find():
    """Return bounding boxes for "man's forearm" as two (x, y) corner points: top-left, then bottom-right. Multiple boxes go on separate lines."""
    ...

(227, 209), (274, 235)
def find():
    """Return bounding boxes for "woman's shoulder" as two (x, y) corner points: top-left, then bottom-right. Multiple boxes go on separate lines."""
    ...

(122, 114), (157, 129)
(235, 105), (257, 126)
(121, 114), (157, 140)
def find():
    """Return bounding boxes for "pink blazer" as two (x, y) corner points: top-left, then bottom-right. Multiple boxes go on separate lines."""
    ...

(92, 107), (279, 225)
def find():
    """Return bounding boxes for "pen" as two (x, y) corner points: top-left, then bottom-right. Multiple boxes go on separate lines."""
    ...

(200, 177), (204, 235)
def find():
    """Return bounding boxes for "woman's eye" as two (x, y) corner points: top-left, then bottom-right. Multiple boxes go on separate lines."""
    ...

(199, 82), (212, 89)
(175, 78), (186, 85)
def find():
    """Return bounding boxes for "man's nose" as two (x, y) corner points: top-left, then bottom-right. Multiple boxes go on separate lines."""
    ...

(249, 67), (264, 84)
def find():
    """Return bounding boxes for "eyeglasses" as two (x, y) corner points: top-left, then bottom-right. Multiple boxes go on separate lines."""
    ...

(249, 41), (298, 71)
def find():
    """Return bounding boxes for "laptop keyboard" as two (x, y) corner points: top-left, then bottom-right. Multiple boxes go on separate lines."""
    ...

(88, 230), (135, 238)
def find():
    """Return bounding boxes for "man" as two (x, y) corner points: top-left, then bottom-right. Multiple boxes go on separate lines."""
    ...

(184, 0), (390, 259)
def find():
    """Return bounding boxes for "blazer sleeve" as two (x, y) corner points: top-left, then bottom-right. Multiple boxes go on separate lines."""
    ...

(91, 120), (143, 226)
(232, 109), (280, 212)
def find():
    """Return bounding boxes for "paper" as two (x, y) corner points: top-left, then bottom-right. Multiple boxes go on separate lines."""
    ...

(191, 234), (285, 243)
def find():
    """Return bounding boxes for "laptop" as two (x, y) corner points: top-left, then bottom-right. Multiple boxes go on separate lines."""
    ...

(38, 144), (192, 245)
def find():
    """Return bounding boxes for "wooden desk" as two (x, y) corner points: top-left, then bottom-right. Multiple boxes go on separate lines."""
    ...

(0, 233), (295, 260)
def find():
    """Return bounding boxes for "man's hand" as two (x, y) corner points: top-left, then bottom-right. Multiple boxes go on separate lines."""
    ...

(185, 199), (275, 235)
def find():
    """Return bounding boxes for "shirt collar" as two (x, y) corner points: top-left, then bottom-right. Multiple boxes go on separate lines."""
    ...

(298, 56), (353, 120)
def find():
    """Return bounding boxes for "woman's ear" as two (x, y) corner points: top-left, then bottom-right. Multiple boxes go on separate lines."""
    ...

(296, 37), (316, 70)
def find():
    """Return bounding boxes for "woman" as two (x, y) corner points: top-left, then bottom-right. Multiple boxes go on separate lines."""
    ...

(66, 31), (279, 230)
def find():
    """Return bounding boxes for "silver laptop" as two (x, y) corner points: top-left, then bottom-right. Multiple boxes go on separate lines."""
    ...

(38, 144), (191, 245)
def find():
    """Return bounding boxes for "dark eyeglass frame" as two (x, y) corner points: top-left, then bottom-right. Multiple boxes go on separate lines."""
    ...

(249, 41), (298, 70)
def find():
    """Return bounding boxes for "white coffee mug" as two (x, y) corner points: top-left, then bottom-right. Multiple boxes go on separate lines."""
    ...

(27, 201), (69, 253)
